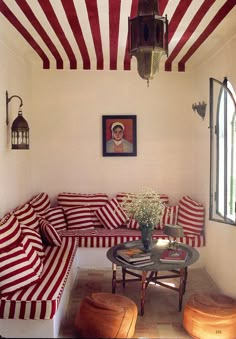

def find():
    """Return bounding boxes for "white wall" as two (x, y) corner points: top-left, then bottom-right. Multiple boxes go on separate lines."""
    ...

(0, 36), (33, 217)
(191, 35), (236, 297)
(31, 69), (197, 206)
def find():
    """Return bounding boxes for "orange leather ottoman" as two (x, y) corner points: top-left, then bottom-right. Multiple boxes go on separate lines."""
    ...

(183, 293), (236, 339)
(75, 292), (138, 338)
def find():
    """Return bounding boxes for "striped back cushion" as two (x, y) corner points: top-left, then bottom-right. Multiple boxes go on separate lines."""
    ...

(21, 225), (45, 259)
(44, 207), (67, 231)
(0, 214), (22, 251)
(160, 205), (179, 229)
(95, 198), (128, 230)
(13, 203), (39, 231)
(0, 237), (43, 295)
(64, 206), (95, 230)
(28, 192), (51, 216)
(57, 192), (109, 227)
(177, 196), (205, 234)
(39, 219), (62, 246)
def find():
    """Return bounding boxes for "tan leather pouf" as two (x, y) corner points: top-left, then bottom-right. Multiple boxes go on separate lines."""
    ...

(183, 293), (236, 339)
(75, 292), (138, 338)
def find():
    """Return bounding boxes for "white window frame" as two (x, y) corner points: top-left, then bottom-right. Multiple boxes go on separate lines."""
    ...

(209, 77), (236, 225)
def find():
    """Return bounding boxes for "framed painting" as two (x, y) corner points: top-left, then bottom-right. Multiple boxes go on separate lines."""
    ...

(102, 115), (137, 156)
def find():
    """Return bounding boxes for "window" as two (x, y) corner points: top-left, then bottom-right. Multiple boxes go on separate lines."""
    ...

(210, 77), (236, 225)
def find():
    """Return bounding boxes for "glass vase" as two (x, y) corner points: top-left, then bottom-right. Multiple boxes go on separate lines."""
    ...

(140, 224), (153, 252)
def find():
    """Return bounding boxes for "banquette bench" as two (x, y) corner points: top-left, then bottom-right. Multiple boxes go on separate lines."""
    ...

(0, 191), (205, 338)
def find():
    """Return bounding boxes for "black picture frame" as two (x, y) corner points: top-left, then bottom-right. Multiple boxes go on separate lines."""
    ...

(102, 115), (137, 157)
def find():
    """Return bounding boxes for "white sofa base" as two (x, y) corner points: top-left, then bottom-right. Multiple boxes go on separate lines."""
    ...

(0, 252), (79, 338)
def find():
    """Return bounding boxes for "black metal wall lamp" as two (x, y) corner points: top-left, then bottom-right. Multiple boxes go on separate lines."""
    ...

(6, 91), (29, 149)
(192, 101), (207, 120)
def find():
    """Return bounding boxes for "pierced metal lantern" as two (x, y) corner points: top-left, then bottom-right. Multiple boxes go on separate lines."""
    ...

(129, 0), (168, 85)
(11, 107), (29, 149)
(6, 91), (30, 150)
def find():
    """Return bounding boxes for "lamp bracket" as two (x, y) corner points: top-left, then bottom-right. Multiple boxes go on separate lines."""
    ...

(192, 101), (207, 119)
(6, 90), (23, 125)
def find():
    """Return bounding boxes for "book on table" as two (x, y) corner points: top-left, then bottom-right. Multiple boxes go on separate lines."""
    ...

(116, 247), (151, 262)
(117, 255), (154, 267)
(159, 248), (188, 263)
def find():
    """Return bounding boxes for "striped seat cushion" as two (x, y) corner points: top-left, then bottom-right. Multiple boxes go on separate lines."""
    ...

(177, 196), (205, 234)
(57, 192), (109, 227)
(0, 237), (77, 319)
(58, 228), (205, 248)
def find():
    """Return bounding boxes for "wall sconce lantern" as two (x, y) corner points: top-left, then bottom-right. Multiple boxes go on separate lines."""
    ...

(128, 0), (168, 86)
(192, 101), (207, 120)
(6, 91), (29, 150)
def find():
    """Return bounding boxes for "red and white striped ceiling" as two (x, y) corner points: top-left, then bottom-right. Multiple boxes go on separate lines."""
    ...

(0, 0), (235, 72)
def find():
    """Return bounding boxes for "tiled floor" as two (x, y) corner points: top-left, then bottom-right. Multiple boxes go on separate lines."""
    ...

(59, 267), (221, 338)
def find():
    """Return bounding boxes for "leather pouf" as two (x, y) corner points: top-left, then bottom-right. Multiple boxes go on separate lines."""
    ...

(75, 292), (138, 338)
(183, 293), (236, 339)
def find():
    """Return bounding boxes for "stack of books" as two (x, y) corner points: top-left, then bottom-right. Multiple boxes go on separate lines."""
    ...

(159, 248), (188, 263)
(116, 247), (154, 267)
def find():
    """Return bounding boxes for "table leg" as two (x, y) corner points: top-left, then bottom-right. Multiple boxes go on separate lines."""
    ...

(122, 267), (126, 288)
(140, 271), (147, 316)
(179, 267), (185, 311)
(112, 263), (117, 294)
(183, 267), (188, 294)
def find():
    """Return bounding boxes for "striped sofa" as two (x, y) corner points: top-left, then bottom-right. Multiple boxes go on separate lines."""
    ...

(0, 191), (205, 338)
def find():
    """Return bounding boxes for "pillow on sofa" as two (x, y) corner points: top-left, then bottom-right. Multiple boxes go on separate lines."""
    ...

(13, 203), (39, 231)
(0, 237), (43, 295)
(64, 206), (94, 230)
(0, 214), (22, 252)
(28, 192), (51, 216)
(177, 195), (204, 234)
(39, 219), (62, 246)
(95, 198), (128, 230)
(159, 205), (179, 229)
(57, 192), (109, 227)
(21, 225), (45, 259)
(44, 206), (67, 231)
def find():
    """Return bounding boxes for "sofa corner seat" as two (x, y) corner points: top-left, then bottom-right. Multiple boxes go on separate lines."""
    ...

(0, 237), (78, 338)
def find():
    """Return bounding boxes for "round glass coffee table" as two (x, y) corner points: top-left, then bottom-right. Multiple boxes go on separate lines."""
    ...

(106, 239), (199, 315)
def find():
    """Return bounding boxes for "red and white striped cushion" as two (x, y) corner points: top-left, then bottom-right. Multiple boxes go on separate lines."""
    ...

(160, 205), (179, 229)
(57, 192), (109, 227)
(13, 203), (39, 231)
(44, 207), (67, 231)
(21, 225), (45, 259)
(28, 192), (51, 216)
(64, 206), (94, 230)
(0, 214), (21, 251)
(95, 198), (128, 230)
(0, 237), (43, 295)
(0, 237), (77, 320)
(177, 196), (205, 234)
(39, 219), (62, 246)
(127, 218), (139, 229)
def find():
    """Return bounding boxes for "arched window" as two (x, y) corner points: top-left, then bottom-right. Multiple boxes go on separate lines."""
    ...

(210, 77), (236, 225)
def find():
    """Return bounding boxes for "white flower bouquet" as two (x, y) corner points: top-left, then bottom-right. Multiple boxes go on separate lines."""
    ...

(121, 187), (165, 229)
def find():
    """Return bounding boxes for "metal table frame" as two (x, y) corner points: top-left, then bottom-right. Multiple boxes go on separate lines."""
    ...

(107, 240), (199, 316)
